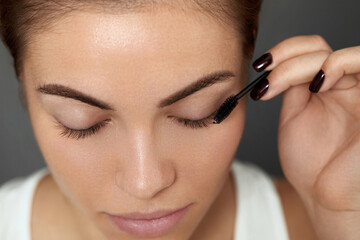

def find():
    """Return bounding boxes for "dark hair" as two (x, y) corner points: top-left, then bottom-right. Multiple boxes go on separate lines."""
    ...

(0, 0), (262, 81)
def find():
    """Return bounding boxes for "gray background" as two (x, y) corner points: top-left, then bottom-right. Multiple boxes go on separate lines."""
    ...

(1, 0), (359, 184)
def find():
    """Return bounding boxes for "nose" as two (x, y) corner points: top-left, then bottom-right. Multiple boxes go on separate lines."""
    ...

(115, 127), (176, 200)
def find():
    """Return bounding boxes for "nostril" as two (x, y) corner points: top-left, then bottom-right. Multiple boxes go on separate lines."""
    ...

(115, 165), (176, 200)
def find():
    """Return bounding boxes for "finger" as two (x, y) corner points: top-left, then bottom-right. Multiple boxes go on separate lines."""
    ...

(331, 75), (358, 90)
(253, 35), (332, 72)
(279, 82), (311, 125)
(314, 46), (360, 93)
(252, 51), (330, 124)
(259, 50), (330, 101)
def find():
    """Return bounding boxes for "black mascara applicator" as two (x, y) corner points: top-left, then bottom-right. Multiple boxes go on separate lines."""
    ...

(213, 71), (271, 124)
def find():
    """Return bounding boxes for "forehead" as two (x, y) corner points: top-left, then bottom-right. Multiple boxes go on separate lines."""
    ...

(24, 7), (242, 104)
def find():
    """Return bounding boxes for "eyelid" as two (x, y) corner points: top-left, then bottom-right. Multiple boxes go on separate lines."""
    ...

(54, 119), (110, 139)
(180, 109), (217, 122)
(53, 100), (224, 140)
(171, 109), (217, 129)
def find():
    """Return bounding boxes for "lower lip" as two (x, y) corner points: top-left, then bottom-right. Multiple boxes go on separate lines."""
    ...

(108, 204), (191, 237)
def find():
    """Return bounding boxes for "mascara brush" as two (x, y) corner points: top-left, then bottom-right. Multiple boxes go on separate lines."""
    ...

(213, 71), (271, 124)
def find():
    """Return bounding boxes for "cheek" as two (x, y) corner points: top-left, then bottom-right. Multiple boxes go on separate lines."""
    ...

(34, 125), (108, 212)
(164, 99), (246, 204)
(161, 99), (246, 234)
(28, 102), (109, 212)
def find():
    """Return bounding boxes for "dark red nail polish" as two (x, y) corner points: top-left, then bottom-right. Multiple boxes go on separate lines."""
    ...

(252, 53), (273, 72)
(309, 70), (325, 93)
(250, 78), (269, 101)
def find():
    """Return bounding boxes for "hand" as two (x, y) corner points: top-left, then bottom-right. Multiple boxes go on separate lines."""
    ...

(251, 35), (360, 239)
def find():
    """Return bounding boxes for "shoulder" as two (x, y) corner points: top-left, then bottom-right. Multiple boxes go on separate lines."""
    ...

(0, 176), (30, 239)
(0, 169), (49, 203)
(0, 175), (32, 211)
(273, 177), (318, 240)
(0, 169), (49, 239)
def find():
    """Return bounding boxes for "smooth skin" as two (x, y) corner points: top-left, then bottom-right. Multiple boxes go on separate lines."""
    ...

(21, 4), (360, 240)
(26, 7), (245, 240)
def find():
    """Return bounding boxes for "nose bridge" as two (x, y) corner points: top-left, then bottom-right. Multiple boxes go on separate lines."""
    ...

(116, 124), (175, 200)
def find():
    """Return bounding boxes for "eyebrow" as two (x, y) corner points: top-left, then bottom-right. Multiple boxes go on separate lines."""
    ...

(37, 84), (114, 110)
(36, 70), (236, 110)
(158, 71), (235, 108)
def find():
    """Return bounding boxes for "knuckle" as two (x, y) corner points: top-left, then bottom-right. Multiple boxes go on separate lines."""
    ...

(316, 50), (332, 62)
(323, 50), (343, 71)
(280, 35), (306, 47)
(274, 60), (291, 76)
(268, 63), (290, 85)
(310, 34), (330, 49)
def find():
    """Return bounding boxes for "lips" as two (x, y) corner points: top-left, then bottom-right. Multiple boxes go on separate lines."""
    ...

(107, 203), (192, 237)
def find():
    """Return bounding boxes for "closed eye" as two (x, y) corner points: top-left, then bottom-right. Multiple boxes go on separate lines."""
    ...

(54, 119), (111, 140)
(169, 110), (217, 129)
(54, 107), (221, 140)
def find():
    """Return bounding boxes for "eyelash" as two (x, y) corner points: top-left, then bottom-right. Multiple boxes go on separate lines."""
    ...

(170, 111), (217, 129)
(56, 110), (218, 140)
(55, 120), (111, 140)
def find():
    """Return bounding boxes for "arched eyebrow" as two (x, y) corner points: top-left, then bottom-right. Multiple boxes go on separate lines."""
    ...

(158, 70), (235, 108)
(37, 84), (114, 110)
(36, 70), (236, 110)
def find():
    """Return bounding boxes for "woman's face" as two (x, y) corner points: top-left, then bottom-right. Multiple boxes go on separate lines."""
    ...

(23, 5), (247, 240)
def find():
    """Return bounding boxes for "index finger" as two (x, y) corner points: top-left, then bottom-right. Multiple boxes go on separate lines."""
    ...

(253, 35), (332, 72)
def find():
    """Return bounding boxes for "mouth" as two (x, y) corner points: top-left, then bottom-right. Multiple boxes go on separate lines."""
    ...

(107, 203), (193, 237)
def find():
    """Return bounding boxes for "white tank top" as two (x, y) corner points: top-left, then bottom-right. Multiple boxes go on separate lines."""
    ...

(0, 159), (289, 240)
(231, 160), (289, 240)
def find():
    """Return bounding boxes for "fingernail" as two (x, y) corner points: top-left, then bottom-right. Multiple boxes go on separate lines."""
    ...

(250, 78), (269, 101)
(252, 53), (273, 72)
(309, 70), (325, 93)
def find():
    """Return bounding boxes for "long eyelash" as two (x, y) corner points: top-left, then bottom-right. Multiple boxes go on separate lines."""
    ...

(55, 108), (218, 139)
(55, 120), (110, 140)
(173, 111), (217, 129)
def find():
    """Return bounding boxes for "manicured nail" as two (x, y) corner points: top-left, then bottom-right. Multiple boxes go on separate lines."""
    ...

(250, 78), (269, 101)
(309, 70), (325, 93)
(252, 53), (273, 72)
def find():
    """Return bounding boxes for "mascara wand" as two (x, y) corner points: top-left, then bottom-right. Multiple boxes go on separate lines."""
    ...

(213, 71), (271, 124)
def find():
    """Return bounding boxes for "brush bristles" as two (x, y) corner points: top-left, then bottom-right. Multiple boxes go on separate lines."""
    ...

(213, 95), (238, 124)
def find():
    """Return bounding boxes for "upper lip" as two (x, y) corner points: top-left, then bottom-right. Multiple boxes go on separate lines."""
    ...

(108, 203), (192, 220)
